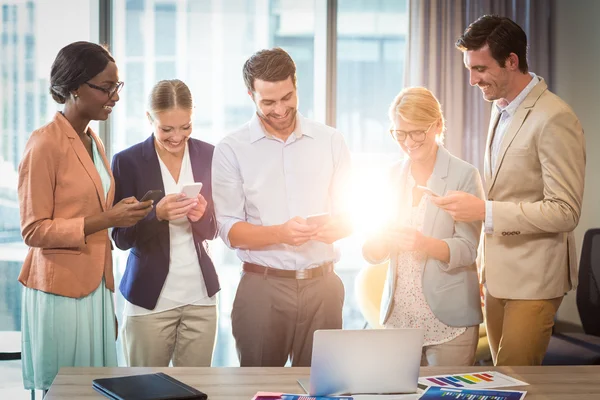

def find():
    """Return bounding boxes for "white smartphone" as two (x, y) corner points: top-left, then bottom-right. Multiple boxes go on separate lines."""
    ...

(181, 182), (203, 199)
(417, 185), (442, 197)
(306, 213), (331, 227)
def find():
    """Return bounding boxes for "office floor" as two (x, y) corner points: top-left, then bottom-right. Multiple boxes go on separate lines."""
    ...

(0, 361), (23, 399)
(0, 360), (42, 399)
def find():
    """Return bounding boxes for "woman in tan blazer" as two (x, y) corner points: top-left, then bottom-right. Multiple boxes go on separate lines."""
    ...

(17, 41), (153, 392)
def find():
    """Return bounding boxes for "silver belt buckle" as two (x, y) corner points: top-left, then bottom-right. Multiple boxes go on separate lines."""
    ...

(295, 269), (309, 279)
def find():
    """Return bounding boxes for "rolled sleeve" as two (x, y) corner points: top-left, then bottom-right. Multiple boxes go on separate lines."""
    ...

(218, 218), (242, 248)
(211, 141), (247, 249)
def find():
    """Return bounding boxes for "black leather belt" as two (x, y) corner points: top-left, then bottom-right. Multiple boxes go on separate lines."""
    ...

(242, 262), (334, 280)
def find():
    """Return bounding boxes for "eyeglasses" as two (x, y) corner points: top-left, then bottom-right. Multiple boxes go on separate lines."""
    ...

(390, 122), (435, 143)
(84, 81), (124, 99)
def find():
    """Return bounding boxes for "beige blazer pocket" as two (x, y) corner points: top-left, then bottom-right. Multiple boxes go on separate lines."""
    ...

(42, 248), (82, 255)
(505, 146), (530, 156)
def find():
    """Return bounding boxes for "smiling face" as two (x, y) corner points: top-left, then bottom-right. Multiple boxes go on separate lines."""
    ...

(75, 61), (121, 121)
(392, 115), (440, 164)
(463, 45), (512, 102)
(250, 76), (298, 137)
(149, 108), (193, 155)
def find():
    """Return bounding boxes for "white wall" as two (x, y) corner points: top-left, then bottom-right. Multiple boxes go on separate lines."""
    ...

(552, 0), (600, 328)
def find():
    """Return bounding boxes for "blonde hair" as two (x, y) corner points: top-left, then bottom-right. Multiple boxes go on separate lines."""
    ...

(388, 87), (446, 142)
(147, 79), (193, 119)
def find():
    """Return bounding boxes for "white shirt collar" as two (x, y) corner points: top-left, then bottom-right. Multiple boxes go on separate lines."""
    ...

(249, 111), (309, 143)
(495, 72), (539, 117)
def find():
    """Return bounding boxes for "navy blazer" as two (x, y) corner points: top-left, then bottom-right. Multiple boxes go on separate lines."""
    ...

(111, 135), (220, 310)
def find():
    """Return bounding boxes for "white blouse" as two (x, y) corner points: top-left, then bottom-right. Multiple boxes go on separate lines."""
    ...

(124, 143), (216, 316)
(384, 171), (466, 346)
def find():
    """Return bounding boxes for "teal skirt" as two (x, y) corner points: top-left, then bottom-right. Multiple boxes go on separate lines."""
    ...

(21, 279), (118, 390)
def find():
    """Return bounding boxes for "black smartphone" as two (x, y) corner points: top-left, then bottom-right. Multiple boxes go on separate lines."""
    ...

(140, 189), (163, 203)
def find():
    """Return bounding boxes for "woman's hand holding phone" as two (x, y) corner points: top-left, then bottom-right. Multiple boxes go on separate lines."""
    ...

(109, 197), (154, 227)
(186, 193), (208, 222)
(383, 225), (424, 252)
(155, 193), (198, 221)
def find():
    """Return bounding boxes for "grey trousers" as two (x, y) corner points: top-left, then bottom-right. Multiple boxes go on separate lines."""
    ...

(231, 270), (345, 367)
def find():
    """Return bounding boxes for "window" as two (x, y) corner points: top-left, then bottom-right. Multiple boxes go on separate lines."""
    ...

(0, 0), (408, 374)
(0, 0), (100, 330)
(334, 0), (408, 327)
(110, 0), (317, 367)
(108, 0), (409, 368)
(337, 0), (408, 155)
(0, 0), (99, 397)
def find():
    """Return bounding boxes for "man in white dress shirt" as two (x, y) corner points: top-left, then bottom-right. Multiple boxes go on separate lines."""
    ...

(432, 15), (585, 366)
(212, 47), (352, 367)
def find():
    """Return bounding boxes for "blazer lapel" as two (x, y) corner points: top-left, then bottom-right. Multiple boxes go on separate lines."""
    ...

(488, 79), (547, 194)
(142, 135), (169, 257)
(390, 159), (410, 225)
(422, 146), (450, 238)
(141, 135), (166, 194)
(57, 113), (107, 211)
(484, 109), (500, 193)
(188, 139), (205, 184)
(89, 130), (115, 208)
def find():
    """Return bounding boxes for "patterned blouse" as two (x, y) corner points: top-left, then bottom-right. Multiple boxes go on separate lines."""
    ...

(384, 172), (466, 346)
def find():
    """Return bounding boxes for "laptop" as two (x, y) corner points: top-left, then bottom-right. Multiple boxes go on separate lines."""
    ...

(301, 328), (424, 396)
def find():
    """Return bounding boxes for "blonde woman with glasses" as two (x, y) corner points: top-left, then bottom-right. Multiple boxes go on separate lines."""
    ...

(363, 87), (484, 366)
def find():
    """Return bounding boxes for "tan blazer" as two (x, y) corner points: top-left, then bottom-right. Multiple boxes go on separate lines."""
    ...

(481, 78), (586, 300)
(18, 112), (115, 298)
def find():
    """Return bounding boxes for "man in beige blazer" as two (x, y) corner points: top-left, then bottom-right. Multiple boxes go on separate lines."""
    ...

(432, 15), (586, 366)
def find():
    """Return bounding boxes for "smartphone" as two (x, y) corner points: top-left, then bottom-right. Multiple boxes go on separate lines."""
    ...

(140, 189), (163, 203)
(306, 213), (331, 227)
(181, 182), (203, 200)
(416, 185), (442, 197)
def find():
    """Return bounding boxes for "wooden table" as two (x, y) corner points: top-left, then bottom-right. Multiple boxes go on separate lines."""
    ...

(45, 365), (600, 399)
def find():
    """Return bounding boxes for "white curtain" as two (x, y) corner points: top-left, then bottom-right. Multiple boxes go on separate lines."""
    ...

(404, 0), (553, 171)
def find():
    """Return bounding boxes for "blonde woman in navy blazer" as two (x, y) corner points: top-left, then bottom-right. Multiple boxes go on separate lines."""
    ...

(363, 87), (484, 366)
(112, 80), (220, 367)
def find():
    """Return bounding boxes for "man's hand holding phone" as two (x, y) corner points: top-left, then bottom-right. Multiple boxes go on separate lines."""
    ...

(277, 217), (319, 246)
(416, 185), (442, 198)
(310, 213), (352, 244)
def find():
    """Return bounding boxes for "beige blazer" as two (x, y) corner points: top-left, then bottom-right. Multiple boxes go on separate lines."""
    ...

(481, 78), (586, 300)
(18, 112), (115, 298)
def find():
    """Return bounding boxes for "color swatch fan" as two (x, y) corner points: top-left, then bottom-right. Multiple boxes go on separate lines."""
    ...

(419, 371), (528, 390)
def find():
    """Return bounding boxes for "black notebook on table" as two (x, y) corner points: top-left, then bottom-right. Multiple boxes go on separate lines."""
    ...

(92, 372), (207, 400)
